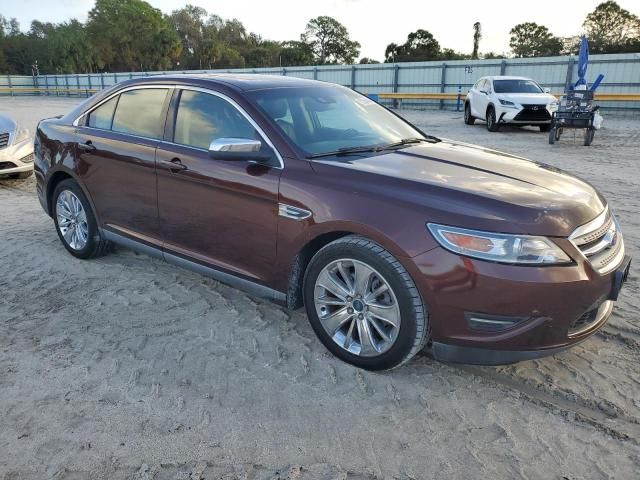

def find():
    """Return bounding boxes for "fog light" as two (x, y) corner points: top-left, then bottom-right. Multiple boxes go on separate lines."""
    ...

(465, 312), (528, 332)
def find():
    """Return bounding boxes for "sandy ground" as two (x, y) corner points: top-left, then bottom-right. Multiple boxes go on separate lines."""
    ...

(0, 97), (639, 479)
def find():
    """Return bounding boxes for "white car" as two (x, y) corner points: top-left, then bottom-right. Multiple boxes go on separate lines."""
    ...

(464, 76), (558, 132)
(0, 114), (34, 179)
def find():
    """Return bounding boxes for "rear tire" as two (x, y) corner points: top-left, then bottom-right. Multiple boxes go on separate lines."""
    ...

(464, 103), (475, 125)
(486, 107), (499, 132)
(52, 179), (111, 259)
(584, 128), (595, 146)
(303, 235), (428, 371)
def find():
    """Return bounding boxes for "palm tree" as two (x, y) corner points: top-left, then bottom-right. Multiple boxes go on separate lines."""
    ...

(472, 22), (482, 59)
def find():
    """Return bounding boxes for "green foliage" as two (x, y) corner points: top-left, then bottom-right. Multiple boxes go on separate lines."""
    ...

(384, 30), (468, 62)
(583, 1), (640, 53)
(301, 16), (360, 64)
(509, 22), (563, 57)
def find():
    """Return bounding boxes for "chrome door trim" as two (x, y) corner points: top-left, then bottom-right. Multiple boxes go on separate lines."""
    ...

(73, 83), (285, 169)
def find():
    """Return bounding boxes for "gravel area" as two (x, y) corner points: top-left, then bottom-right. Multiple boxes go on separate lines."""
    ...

(0, 97), (638, 479)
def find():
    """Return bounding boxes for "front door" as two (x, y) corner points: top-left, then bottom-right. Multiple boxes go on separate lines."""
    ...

(75, 87), (171, 245)
(156, 88), (282, 284)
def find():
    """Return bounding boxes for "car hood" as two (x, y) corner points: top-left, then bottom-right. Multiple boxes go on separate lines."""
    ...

(313, 140), (605, 237)
(495, 92), (556, 105)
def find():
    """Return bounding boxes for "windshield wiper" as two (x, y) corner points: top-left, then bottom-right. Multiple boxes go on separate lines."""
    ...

(307, 136), (439, 159)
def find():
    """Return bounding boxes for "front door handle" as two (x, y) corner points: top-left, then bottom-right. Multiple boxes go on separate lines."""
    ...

(78, 140), (96, 152)
(159, 158), (188, 172)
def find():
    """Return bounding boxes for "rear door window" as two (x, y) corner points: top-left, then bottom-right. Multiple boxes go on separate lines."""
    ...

(111, 89), (169, 139)
(87, 96), (118, 130)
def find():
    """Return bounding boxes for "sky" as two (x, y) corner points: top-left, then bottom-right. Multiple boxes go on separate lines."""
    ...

(3, 0), (640, 59)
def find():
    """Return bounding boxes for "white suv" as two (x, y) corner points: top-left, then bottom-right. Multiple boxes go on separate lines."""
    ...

(464, 76), (558, 132)
(0, 114), (34, 179)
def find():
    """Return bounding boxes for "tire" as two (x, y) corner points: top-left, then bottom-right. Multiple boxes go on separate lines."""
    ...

(52, 179), (111, 259)
(486, 107), (499, 132)
(584, 128), (594, 146)
(303, 235), (428, 371)
(556, 128), (562, 140)
(548, 127), (556, 144)
(464, 103), (475, 125)
(539, 124), (551, 132)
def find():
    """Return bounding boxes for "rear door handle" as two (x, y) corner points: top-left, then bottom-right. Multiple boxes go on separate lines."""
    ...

(78, 140), (96, 152)
(159, 158), (188, 172)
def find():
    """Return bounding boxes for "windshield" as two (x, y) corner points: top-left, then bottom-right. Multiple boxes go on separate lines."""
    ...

(493, 79), (543, 94)
(246, 86), (426, 156)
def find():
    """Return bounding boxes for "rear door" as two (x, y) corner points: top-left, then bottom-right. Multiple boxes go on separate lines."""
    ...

(75, 87), (171, 245)
(156, 88), (282, 284)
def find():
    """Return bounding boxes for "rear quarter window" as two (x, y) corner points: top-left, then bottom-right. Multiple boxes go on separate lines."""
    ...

(87, 96), (118, 130)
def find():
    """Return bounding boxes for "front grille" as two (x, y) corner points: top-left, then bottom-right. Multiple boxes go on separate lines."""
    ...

(514, 105), (551, 122)
(19, 153), (34, 163)
(0, 161), (17, 170)
(0, 132), (9, 149)
(570, 208), (624, 275)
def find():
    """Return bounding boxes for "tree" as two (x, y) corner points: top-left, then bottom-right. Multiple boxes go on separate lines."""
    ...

(385, 29), (440, 62)
(359, 57), (380, 64)
(472, 22), (481, 59)
(509, 22), (563, 57)
(583, 1), (640, 53)
(87, 0), (181, 71)
(279, 40), (314, 66)
(301, 16), (360, 64)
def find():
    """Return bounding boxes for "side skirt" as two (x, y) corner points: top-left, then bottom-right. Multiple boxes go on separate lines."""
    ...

(100, 228), (287, 306)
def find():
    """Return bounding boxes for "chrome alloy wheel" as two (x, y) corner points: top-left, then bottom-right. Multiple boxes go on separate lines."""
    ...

(56, 190), (89, 251)
(314, 259), (401, 357)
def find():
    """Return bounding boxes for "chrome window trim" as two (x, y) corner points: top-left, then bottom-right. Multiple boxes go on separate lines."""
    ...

(72, 83), (285, 169)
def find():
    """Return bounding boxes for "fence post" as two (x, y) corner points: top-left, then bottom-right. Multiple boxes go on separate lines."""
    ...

(7, 75), (12, 96)
(392, 64), (400, 108)
(44, 76), (49, 96)
(65, 75), (70, 97)
(282, 67), (286, 76)
(100, 73), (105, 90)
(87, 75), (92, 97)
(439, 62), (447, 110)
(565, 57), (575, 92)
(54, 76), (59, 97)
(313, 67), (318, 80)
(351, 65), (356, 90)
(500, 60), (507, 75)
(456, 85), (462, 111)
(76, 74), (80, 97)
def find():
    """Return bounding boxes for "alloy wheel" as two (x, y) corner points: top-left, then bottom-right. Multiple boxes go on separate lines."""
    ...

(313, 258), (401, 357)
(56, 190), (89, 251)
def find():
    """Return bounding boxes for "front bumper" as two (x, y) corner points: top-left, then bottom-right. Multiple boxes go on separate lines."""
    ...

(405, 245), (630, 365)
(0, 138), (34, 175)
(496, 105), (553, 124)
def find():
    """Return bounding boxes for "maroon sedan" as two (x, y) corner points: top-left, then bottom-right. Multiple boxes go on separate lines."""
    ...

(34, 75), (630, 370)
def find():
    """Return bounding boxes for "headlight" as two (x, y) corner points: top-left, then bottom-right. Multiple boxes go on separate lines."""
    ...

(498, 99), (517, 108)
(427, 223), (572, 265)
(13, 127), (31, 144)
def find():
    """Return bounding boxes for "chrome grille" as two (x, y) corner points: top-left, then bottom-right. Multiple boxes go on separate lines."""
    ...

(569, 207), (624, 275)
(0, 132), (9, 149)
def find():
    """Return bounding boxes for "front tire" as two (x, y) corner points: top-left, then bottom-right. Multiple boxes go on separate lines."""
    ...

(486, 107), (500, 132)
(303, 235), (428, 370)
(464, 103), (475, 125)
(52, 179), (111, 259)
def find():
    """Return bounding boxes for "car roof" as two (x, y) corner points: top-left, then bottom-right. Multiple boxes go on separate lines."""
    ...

(124, 73), (330, 92)
(483, 76), (535, 81)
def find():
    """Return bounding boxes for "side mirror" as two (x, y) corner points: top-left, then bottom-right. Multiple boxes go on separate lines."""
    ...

(543, 87), (551, 94)
(209, 137), (268, 162)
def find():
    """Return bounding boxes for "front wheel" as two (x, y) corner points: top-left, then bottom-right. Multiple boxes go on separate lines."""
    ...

(486, 107), (500, 132)
(303, 236), (428, 370)
(464, 103), (475, 125)
(584, 128), (595, 146)
(52, 179), (111, 259)
(548, 127), (556, 144)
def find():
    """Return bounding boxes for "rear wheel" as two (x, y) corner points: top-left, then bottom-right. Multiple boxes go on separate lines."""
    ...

(303, 235), (428, 370)
(53, 179), (111, 259)
(464, 103), (475, 125)
(584, 128), (595, 146)
(486, 107), (499, 132)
